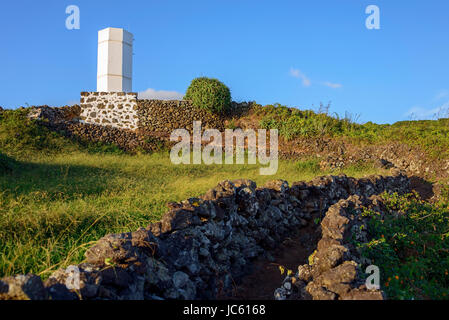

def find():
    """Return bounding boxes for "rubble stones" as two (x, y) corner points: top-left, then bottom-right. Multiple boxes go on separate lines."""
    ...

(0, 173), (409, 300)
(274, 188), (408, 300)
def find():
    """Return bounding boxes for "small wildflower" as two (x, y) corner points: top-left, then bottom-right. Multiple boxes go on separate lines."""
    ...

(395, 275), (399, 280)
(279, 265), (285, 275)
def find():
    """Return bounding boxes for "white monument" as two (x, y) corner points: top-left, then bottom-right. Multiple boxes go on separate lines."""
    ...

(97, 27), (133, 92)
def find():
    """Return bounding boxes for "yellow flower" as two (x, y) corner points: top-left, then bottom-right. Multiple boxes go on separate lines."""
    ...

(279, 265), (285, 275)
(308, 250), (317, 265)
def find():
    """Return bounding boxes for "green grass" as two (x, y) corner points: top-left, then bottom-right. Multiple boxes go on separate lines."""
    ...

(358, 191), (449, 300)
(0, 151), (387, 279)
(257, 103), (449, 160)
(2, 105), (448, 302)
(0, 152), (17, 174)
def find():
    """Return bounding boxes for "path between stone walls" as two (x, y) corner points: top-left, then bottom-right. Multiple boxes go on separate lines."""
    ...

(0, 171), (410, 300)
(218, 221), (321, 300)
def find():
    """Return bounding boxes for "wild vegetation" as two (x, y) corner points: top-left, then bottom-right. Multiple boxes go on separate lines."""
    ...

(0, 152), (16, 174)
(358, 190), (449, 299)
(184, 77), (232, 114)
(0, 109), (388, 278)
(1, 103), (448, 300)
(257, 103), (449, 160)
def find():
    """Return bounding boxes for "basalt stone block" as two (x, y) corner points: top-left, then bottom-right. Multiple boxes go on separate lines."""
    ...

(0, 275), (48, 300)
(160, 209), (202, 233)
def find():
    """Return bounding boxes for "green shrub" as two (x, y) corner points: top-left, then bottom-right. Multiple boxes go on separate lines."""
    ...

(184, 77), (232, 114)
(258, 103), (361, 140)
(256, 104), (449, 159)
(357, 192), (449, 300)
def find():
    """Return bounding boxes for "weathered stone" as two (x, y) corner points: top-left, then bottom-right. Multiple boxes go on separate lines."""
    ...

(0, 174), (409, 300)
(0, 275), (47, 300)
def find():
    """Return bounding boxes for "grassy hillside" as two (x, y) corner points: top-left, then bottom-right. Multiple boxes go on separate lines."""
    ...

(255, 103), (449, 160)
(0, 151), (387, 278)
(0, 153), (16, 174)
(1, 106), (448, 300)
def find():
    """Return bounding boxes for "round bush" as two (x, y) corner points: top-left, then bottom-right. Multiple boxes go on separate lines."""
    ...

(184, 77), (232, 114)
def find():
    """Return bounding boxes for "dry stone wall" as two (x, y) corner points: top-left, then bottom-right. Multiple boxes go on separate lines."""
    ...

(137, 99), (227, 135)
(79, 93), (252, 135)
(275, 194), (391, 300)
(0, 172), (410, 300)
(80, 92), (139, 130)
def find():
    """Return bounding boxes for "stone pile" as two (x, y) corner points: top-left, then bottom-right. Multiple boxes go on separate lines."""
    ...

(27, 105), (81, 123)
(0, 172), (409, 300)
(275, 194), (394, 300)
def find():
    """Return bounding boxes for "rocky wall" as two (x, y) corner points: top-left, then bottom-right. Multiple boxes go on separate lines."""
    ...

(0, 172), (410, 300)
(136, 99), (227, 136)
(79, 94), (252, 136)
(275, 194), (391, 300)
(80, 92), (139, 130)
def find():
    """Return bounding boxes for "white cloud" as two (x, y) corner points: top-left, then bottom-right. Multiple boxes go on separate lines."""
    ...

(138, 88), (184, 100)
(289, 68), (311, 87)
(289, 68), (343, 89)
(322, 81), (342, 89)
(66, 100), (79, 106)
(405, 101), (449, 120)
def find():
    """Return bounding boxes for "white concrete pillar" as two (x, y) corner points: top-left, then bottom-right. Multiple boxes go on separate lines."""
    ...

(97, 27), (133, 92)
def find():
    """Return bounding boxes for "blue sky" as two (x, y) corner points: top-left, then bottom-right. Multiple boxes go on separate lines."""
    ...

(1, 0), (449, 124)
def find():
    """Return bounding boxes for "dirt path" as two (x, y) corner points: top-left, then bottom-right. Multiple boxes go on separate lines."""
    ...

(218, 222), (321, 300)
